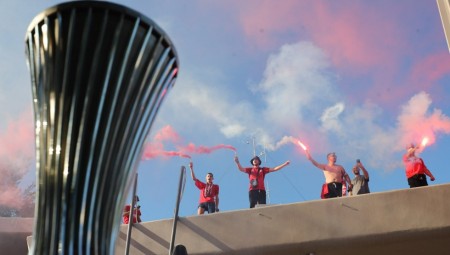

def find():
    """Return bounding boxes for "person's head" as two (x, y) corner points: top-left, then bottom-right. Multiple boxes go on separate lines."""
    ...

(206, 172), (214, 183)
(327, 152), (336, 163)
(250, 156), (261, 166)
(352, 166), (360, 175)
(407, 143), (416, 157)
(133, 195), (140, 207)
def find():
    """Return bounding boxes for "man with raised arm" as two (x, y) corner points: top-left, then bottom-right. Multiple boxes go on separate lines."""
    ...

(189, 161), (219, 214)
(403, 144), (435, 188)
(305, 150), (352, 199)
(349, 159), (370, 195)
(234, 155), (290, 208)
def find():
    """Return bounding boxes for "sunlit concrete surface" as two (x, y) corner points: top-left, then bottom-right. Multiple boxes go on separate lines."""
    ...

(3, 184), (450, 255)
(115, 183), (450, 255)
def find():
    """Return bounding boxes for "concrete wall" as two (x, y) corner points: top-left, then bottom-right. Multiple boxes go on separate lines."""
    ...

(0, 217), (33, 255)
(3, 184), (450, 255)
(115, 184), (450, 255)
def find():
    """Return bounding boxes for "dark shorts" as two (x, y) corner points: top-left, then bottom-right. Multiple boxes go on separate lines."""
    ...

(324, 182), (343, 198)
(408, 174), (428, 188)
(249, 189), (266, 208)
(198, 202), (216, 213)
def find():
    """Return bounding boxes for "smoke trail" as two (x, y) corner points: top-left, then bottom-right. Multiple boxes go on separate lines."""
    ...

(0, 110), (35, 212)
(180, 143), (237, 154)
(397, 91), (450, 149)
(153, 125), (181, 143)
(141, 125), (237, 161)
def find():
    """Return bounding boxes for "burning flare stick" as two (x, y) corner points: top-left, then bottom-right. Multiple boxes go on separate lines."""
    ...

(297, 140), (308, 151)
(421, 137), (429, 148)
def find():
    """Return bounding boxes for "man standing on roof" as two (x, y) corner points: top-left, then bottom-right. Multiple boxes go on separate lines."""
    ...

(349, 159), (370, 195)
(234, 155), (290, 208)
(305, 150), (352, 199)
(189, 161), (219, 214)
(123, 195), (142, 224)
(403, 144), (435, 188)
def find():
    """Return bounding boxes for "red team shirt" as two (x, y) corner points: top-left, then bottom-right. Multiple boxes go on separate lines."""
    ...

(195, 179), (219, 203)
(122, 205), (141, 224)
(244, 166), (270, 190)
(403, 155), (429, 178)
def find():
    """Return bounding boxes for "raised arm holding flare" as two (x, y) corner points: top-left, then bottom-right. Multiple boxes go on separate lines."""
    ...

(189, 161), (219, 214)
(403, 144), (435, 188)
(305, 150), (352, 199)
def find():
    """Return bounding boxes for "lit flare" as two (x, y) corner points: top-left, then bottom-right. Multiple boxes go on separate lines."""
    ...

(297, 140), (307, 151)
(421, 137), (429, 147)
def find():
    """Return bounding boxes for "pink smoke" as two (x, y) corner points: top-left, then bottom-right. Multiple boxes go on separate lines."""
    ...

(180, 143), (237, 154)
(397, 92), (450, 150)
(0, 110), (35, 209)
(141, 125), (237, 161)
(153, 125), (181, 143)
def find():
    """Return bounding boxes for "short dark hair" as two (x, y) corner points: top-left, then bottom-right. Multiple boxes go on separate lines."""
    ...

(327, 152), (336, 158)
(250, 156), (261, 165)
(207, 172), (213, 177)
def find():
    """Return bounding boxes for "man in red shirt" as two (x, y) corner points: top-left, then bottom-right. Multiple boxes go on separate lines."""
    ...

(123, 195), (142, 224)
(403, 144), (435, 188)
(189, 161), (219, 214)
(234, 155), (290, 208)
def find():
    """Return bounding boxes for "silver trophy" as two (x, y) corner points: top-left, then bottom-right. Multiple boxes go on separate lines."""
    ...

(25, 1), (178, 254)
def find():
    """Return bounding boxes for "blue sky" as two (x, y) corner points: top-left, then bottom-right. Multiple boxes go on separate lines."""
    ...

(1, 0), (450, 221)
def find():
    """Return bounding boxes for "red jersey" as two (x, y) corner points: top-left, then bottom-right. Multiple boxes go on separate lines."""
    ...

(245, 166), (270, 191)
(195, 179), (219, 203)
(122, 205), (141, 224)
(403, 154), (428, 178)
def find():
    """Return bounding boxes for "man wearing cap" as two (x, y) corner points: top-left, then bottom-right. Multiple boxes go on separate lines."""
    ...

(234, 155), (290, 208)
(403, 144), (435, 188)
(305, 151), (352, 199)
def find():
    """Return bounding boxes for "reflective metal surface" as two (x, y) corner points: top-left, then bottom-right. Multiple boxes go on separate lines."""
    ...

(25, 1), (178, 254)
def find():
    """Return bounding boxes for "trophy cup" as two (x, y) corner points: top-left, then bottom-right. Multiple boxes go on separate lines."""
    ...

(25, 1), (178, 254)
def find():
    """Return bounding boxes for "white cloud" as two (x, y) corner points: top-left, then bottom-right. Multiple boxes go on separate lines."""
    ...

(320, 102), (345, 133)
(258, 41), (337, 126)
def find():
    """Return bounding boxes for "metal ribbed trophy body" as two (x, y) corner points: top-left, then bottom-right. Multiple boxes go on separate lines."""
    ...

(25, 1), (178, 254)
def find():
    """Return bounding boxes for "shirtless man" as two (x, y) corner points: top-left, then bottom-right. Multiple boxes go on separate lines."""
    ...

(305, 150), (352, 199)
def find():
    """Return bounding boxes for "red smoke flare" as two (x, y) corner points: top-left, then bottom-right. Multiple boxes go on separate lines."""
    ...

(141, 125), (237, 161)
(420, 136), (429, 147)
(180, 143), (237, 154)
(297, 140), (307, 151)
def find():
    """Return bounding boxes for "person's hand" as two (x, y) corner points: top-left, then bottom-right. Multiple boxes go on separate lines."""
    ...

(285, 160), (290, 166)
(430, 176), (435, 181)
(189, 161), (193, 168)
(234, 155), (239, 164)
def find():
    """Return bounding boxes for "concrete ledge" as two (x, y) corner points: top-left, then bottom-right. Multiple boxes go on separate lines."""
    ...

(2, 185), (450, 255)
(115, 184), (450, 255)
(0, 217), (33, 255)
